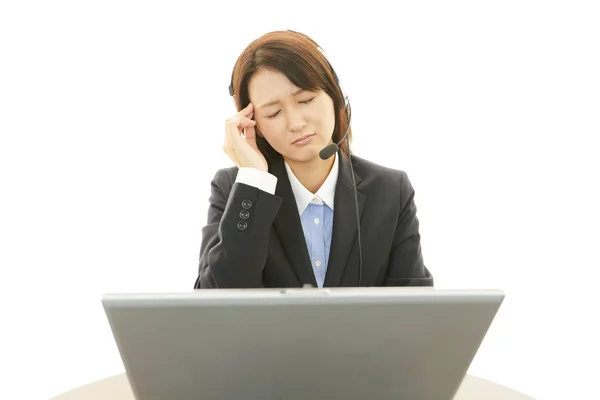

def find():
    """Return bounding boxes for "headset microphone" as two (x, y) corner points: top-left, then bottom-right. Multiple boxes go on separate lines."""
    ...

(318, 111), (351, 161)
(318, 143), (339, 161)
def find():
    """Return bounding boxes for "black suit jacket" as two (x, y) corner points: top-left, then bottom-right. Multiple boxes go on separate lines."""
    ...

(194, 152), (433, 289)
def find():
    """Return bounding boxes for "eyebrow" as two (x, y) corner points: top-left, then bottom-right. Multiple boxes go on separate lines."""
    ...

(258, 88), (307, 110)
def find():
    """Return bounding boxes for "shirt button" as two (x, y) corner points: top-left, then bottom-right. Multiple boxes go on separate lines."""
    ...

(239, 210), (250, 220)
(314, 217), (319, 225)
(315, 260), (322, 267)
(237, 221), (248, 231)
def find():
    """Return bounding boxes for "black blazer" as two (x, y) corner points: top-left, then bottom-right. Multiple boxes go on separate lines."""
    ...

(194, 152), (433, 289)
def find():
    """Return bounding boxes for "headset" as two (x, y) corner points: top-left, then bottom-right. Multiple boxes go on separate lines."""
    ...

(228, 30), (363, 286)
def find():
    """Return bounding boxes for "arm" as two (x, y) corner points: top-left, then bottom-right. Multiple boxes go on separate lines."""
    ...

(383, 171), (434, 286)
(194, 168), (282, 289)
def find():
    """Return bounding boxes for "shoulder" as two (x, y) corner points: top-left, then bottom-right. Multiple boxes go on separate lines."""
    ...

(351, 154), (414, 194)
(210, 165), (240, 193)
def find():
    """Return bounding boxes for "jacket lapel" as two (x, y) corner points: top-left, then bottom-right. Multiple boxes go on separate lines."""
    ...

(270, 152), (366, 288)
(324, 152), (366, 287)
(270, 157), (318, 287)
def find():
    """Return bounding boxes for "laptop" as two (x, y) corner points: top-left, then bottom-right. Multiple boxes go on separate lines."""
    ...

(102, 287), (504, 400)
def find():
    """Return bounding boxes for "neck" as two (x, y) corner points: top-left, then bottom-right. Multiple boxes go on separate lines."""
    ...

(285, 154), (335, 194)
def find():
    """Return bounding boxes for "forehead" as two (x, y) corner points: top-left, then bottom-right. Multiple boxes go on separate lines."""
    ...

(248, 69), (301, 103)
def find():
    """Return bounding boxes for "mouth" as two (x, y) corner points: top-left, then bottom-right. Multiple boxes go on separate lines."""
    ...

(292, 133), (316, 146)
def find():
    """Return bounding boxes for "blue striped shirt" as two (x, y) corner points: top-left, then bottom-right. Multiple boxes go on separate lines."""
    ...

(300, 201), (334, 287)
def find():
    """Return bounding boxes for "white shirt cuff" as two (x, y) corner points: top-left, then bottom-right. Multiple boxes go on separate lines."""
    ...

(235, 168), (278, 195)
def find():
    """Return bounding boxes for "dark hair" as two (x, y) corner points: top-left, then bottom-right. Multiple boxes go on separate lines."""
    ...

(229, 30), (352, 163)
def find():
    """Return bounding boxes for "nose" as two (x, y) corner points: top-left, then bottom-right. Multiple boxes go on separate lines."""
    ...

(287, 107), (307, 133)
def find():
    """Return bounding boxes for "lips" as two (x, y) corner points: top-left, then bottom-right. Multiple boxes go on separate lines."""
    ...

(293, 134), (315, 145)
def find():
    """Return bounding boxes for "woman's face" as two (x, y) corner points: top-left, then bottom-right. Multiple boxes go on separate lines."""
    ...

(248, 68), (336, 163)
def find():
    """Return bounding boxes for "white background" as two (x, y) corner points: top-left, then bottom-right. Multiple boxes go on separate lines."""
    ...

(1, 1), (599, 399)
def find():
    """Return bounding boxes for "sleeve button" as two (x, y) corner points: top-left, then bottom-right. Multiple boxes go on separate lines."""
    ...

(241, 199), (252, 209)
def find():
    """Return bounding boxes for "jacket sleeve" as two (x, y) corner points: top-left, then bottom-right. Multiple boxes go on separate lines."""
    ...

(194, 168), (283, 289)
(383, 171), (434, 287)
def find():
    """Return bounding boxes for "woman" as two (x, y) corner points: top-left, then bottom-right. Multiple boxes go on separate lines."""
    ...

(194, 30), (433, 289)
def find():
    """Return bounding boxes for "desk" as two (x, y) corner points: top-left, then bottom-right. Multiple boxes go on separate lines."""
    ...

(51, 373), (535, 399)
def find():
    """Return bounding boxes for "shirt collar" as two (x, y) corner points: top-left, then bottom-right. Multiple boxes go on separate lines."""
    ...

(284, 153), (338, 215)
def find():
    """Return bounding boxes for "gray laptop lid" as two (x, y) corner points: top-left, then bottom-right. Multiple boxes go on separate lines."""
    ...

(102, 287), (504, 400)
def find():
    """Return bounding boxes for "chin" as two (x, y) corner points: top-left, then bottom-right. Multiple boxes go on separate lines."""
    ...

(283, 147), (322, 163)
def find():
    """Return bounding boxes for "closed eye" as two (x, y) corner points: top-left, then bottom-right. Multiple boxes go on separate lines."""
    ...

(265, 97), (316, 119)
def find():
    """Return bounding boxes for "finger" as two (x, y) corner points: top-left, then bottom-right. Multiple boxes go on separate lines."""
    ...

(228, 117), (256, 145)
(239, 103), (254, 118)
(238, 111), (254, 123)
(225, 117), (236, 145)
(228, 114), (256, 127)
(224, 126), (233, 158)
(224, 116), (243, 154)
(228, 116), (256, 134)
(244, 124), (257, 149)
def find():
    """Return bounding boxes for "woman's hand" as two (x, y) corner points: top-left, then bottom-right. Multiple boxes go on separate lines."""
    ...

(223, 103), (268, 172)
